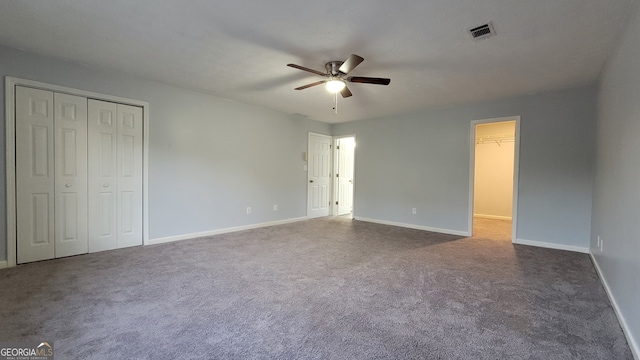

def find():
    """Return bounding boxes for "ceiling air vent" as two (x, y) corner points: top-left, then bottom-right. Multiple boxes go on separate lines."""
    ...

(468, 22), (496, 40)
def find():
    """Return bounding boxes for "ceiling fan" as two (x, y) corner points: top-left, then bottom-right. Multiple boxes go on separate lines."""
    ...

(287, 54), (391, 98)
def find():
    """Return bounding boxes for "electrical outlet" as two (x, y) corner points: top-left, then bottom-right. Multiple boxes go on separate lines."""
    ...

(246, 207), (251, 214)
(597, 235), (601, 248)
(412, 208), (417, 215)
(273, 204), (278, 211)
(600, 237), (604, 252)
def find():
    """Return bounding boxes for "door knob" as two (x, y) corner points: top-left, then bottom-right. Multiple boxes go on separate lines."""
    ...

(103, 184), (109, 188)
(309, 180), (314, 183)
(65, 184), (71, 188)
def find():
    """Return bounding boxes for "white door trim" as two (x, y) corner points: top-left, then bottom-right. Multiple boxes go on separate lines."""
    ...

(468, 116), (521, 242)
(332, 134), (356, 217)
(5, 76), (150, 267)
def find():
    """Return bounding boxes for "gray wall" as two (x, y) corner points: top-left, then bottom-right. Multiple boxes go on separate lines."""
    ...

(333, 85), (597, 249)
(0, 45), (330, 261)
(0, 44), (599, 262)
(591, 1), (640, 354)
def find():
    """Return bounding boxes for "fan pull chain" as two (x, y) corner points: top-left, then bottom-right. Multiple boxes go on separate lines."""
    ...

(334, 92), (338, 114)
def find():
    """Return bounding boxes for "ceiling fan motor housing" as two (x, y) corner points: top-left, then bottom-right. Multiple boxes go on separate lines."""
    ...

(326, 61), (345, 76)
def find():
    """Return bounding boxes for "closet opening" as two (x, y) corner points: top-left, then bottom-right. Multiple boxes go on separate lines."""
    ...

(469, 117), (520, 242)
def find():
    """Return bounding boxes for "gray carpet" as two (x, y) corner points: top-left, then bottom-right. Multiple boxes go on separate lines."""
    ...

(0, 217), (632, 359)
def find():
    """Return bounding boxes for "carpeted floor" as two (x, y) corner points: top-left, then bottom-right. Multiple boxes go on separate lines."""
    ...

(0, 217), (632, 359)
(472, 217), (512, 241)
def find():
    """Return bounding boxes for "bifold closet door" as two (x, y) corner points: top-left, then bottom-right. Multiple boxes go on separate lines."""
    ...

(115, 103), (144, 248)
(88, 99), (143, 252)
(16, 87), (88, 263)
(54, 93), (89, 257)
(16, 87), (55, 263)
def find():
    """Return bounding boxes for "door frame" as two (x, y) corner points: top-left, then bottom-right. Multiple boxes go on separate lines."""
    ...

(5, 76), (150, 268)
(332, 134), (356, 217)
(468, 115), (520, 242)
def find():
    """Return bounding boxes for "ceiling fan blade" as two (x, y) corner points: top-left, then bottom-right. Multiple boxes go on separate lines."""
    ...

(294, 81), (326, 90)
(338, 54), (364, 74)
(287, 63), (326, 76)
(340, 86), (353, 98)
(347, 76), (391, 85)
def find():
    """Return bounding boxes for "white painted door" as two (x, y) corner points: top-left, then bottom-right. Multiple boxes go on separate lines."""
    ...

(54, 93), (88, 257)
(88, 100), (143, 251)
(116, 104), (143, 248)
(336, 137), (355, 215)
(307, 133), (332, 218)
(16, 86), (55, 263)
(88, 100), (117, 252)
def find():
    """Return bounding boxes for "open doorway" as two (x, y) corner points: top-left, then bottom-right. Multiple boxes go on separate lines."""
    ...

(333, 136), (355, 217)
(469, 117), (520, 241)
(306, 133), (356, 219)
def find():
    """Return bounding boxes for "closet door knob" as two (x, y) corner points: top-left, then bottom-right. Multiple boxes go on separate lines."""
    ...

(103, 184), (109, 188)
(65, 184), (71, 188)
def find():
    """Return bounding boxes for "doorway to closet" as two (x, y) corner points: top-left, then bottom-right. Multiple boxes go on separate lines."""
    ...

(469, 117), (520, 241)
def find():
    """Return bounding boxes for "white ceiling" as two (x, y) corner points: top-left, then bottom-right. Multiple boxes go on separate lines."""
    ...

(0, 0), (634, 123)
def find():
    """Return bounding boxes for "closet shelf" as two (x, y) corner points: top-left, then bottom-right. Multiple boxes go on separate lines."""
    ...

(475, 133), (515, 145)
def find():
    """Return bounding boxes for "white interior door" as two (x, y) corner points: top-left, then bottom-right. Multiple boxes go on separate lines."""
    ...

(336, 137), (355, 215)
(16, 86), (55, 263)
(116, 104), (143, 248)
(88, 100), (118, 252)
(54, 93), (88, 257)
(307, 133), (331, 218)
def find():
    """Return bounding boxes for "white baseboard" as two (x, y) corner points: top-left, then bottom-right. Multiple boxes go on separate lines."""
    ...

(590, 253), (639, 360)
(0, 261), (7, 269)
(354, 217), (470, 237)
(514, 238), (589, 254)
(473, 213), (512, 221)
(148, 217), (308, 246)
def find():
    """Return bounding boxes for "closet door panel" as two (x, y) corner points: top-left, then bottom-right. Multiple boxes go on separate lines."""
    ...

(54, 93), (89, 257)
(16, 86), (55, 263)
(88, 99), (118, 252)
(116, 104), (143, 248)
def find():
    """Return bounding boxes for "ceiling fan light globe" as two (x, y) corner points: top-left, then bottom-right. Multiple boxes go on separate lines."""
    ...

(326, 80), (346, 93)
